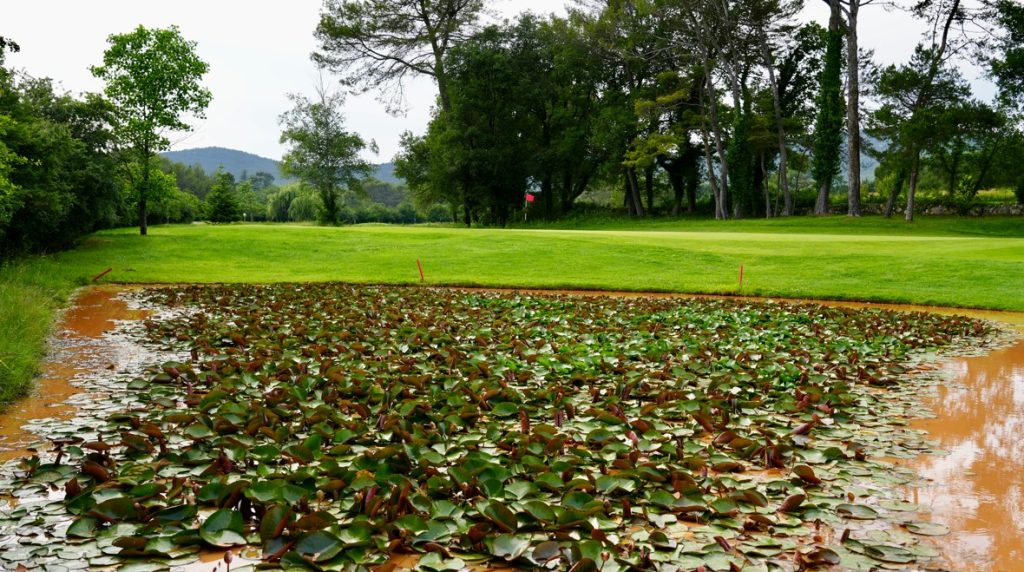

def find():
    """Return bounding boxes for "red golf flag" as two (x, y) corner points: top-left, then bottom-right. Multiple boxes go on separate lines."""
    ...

(525, 193), (535, 203)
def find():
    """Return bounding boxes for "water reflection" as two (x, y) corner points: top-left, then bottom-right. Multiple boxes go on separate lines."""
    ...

(904, 339), (1024, 571)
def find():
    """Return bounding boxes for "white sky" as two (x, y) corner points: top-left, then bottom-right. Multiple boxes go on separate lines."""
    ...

(4, 0), (994, 163)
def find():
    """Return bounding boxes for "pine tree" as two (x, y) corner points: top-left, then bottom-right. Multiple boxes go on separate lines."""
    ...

(206, 170), (241, 223)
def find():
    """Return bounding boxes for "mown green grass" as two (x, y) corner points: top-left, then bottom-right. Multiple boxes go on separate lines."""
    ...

(3, 216), (1022, 407)
(31, 217), (1024, 309)
(517, 212), (1024, 237)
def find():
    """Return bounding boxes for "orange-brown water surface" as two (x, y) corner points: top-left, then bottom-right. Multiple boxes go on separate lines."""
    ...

(898, 333), (1024, 571)
(0, 286), (148, 462)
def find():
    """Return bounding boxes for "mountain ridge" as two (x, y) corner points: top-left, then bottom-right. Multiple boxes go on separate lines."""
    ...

(161, 146), (400, 185)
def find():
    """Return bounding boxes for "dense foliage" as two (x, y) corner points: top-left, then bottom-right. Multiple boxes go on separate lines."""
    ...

(0, 63), (121, 257)
(0, 285), (997, 569)
(333, 0), (1024, 224)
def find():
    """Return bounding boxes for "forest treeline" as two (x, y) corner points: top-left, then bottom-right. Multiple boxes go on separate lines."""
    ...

(314, 0), (1024, 225)
(0, 36), (445, 258)
(2, 0), (1023, 257)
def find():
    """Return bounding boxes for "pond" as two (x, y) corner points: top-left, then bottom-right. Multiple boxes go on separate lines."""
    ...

(0, 285), (1019, 571)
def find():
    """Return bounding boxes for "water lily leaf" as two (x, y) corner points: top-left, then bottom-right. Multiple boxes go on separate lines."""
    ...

(199, 508), (246, 547)
(903, 521), (951, 536)
(89, 498), (136, 522)
(294, 530), (346, 562)
(523, 500), (556, 522)
(491, 534), (532, 561)
(418, 552), (466, 571)
(482, 500), (518, 532)
(863, 544), (916, 563)
(153, 504), (197, 525)
(792, 464), (822, 485)
(66, 516), (100, 538)
(836, 503), (879, 520)
(533, 540), (562, 563)
(491, 403), (519, 417)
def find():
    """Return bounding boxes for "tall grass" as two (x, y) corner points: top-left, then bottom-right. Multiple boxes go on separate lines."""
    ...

(0, 260), (80, 405)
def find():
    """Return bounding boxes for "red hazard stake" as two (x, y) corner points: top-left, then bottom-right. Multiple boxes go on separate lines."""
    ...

(416, 259), (425, 282)
(739, 265), (744, 289)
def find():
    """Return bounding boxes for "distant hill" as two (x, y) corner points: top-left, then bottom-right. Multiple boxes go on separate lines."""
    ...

(161, 146), (401, 186)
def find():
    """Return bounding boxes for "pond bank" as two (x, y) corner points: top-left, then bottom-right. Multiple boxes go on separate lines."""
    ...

(0, 286), (149, 462)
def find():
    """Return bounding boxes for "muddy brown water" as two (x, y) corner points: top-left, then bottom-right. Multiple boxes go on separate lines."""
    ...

(2, 285), (1023, 570)
(898, 336), (1024, 571)
(0, 286), (148, 462)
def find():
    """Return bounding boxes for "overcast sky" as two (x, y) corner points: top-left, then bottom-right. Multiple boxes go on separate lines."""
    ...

(4, 1), (993, 163)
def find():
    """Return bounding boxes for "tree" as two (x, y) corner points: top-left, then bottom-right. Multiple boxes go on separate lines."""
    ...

(91, 25), (211, 235)
(0, 36), (19, 66)
(279, 83), (373, 225)
(313, 0), (482, 112)
(205, 170), (242, 223)
(823, 0), (877, 216)
(986, 0), (1024, 106)
(812, 9), (844, 215)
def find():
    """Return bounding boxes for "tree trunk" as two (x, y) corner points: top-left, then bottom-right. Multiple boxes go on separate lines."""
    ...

(761, 153), (772, 218)
(645, 165), (655, 214)
(815, 181), (830, 215)
(905, 150), (921, 222)
(625, 168), (646, 217)
(703, 60), (730, 218)
(140, 149), (150, 236)
(699, 124), (724, 219)
(761, 38), (792, 216)
(883, 170), (904, 218)
(685, 159), (698, 214)
(845, 3), (862, 217)
(660, 157), (685, 217)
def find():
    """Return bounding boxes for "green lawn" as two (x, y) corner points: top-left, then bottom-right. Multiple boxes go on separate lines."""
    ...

(2, 216), (1022, 405)
(32, 218), (1024, 308)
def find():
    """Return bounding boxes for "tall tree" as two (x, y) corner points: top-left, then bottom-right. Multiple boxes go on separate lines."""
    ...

(313, 0), (482, 112)
(750, 0), (802, 216)
(986, 0), (1024, 106)
(812, 7), (844, 215)
(279, 82), (373, 225)
(824, 0), (875, 216)
(91, 25), (211, 236)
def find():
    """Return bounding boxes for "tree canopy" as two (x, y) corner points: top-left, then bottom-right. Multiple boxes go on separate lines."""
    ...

(92, 25), (211, 235)
(279, 84), (374, 224)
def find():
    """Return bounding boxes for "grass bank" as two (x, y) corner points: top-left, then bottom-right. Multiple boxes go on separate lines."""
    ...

(0, 262), (82, 404)
(4, 215), (1021, 406)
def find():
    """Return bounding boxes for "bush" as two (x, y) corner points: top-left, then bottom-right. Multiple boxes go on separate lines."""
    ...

(1016, 178), (1024, 205)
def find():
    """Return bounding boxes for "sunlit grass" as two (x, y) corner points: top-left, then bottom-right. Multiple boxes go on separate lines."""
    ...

(3, 216), (1021, 406)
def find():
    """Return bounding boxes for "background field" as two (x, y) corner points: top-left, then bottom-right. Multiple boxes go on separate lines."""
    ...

(2, 217), (1022, 404)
